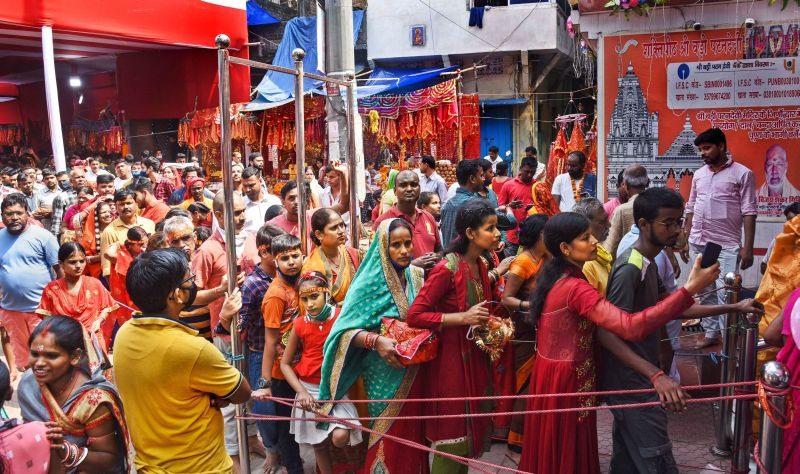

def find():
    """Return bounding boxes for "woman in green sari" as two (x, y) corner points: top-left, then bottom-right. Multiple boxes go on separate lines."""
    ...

(318, 217), (429, 474)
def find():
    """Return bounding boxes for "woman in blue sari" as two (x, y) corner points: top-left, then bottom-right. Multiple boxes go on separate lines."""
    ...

(19, 315), (131, 474)
(318, 218), (429, 473)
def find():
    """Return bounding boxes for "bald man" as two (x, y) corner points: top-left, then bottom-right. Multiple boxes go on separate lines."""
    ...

(758, 145), (799, 198)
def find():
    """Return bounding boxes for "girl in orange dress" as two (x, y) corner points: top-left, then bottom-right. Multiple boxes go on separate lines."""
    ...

(36, 242), (117, 349)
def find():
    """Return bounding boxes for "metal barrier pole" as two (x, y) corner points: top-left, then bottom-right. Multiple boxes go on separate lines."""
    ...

(344, 75), (360, 248)
(215, 34), (250, 473)
(731, 309), (761, 472)
(760, 361), (790, 473)
(293, 48), (308, 255)
(713, 271), (741, 456)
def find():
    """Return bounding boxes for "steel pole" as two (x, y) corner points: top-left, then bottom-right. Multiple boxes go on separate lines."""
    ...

(344, 76), (359, 247)
(293, 49), (308, 255)
(760, 361), (790, 473)
(215, 34), (250, 473)
(731, 310), (761, 472)
(713, 272), (741, 457)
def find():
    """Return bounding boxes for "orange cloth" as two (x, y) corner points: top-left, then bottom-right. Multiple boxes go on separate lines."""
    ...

(140, 200), (170, 223)
(528, 181), (560, 217)
(36, 276), (116, 346)
(546, 127), (569, 187)
(109, 247), (137, 336)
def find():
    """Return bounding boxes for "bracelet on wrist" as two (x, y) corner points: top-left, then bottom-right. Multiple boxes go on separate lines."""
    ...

(649, 370), (665, 384)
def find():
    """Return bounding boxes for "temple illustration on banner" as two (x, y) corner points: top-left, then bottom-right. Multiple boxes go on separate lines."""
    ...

(606, 63), (701, 197)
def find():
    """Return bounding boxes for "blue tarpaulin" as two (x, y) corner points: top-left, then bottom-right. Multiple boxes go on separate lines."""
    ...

(246, 1), (280, 26)
(362, 66), (458, 96)
(479, 98), (529, 106)
(247, 11), (363, 108)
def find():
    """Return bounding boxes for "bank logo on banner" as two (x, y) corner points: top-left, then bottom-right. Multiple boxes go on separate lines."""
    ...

(678, 63), (691, 80)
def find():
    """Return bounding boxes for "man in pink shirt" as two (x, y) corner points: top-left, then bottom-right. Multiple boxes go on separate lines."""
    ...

(681, 128), (757, 348)
(497, 157), (537, 257)
(267, 180), (303, 237)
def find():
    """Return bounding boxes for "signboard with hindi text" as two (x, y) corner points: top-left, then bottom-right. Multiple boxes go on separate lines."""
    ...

(667, 58), (800, 109)
(603, 27), (800, 220)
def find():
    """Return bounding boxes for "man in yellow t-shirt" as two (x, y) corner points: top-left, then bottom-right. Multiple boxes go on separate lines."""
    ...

(114, 248), (252, 473)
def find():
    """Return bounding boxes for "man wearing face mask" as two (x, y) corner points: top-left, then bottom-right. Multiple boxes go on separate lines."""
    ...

(113, 248), (253, 474)
(191, 191), (263, 469)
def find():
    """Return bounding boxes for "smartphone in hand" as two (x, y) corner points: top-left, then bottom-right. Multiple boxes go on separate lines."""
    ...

(700, 242), (722, 269)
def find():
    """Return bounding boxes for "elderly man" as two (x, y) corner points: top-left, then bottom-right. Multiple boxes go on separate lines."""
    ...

(604, 165), (650, 256)
(573, 198), (612, 295)
(758, 145), (799, 198)
(0, 193), (60, 370)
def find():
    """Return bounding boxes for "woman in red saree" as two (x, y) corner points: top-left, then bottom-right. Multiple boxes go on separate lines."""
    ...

(407, 199), (501, 473)
(37, 243), (117, 349)
(519, 212), (720, 474)
(77, 200), (116, 279)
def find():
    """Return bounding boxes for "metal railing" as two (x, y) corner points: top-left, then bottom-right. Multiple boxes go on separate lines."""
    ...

(215, 34), (360, 471)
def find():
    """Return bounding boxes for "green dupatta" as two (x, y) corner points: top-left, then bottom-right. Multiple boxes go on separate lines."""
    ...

(318, 218), (424, 438)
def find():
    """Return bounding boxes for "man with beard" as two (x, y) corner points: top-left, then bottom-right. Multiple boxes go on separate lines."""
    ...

(599, 187), (761, 473)
(0, 193), (60, 370)
(50, 168), (87, 237)
(681, 128), (757, 348)
(478, 158), (499, 206)
(242, 167), (281, 235)
(130, 177), (171, 223)
(573, 198), (612, 295)
(191, 191), (263, 471)
(497, 156), (537, 256)
(374, 170), (442, 268)
(551, 150), (597, 212)
(267, 180), (309, 238)
(100, 189), (155, 277)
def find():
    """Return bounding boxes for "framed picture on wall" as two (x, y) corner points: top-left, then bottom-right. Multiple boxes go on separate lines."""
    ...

(411, 25), (425, 46)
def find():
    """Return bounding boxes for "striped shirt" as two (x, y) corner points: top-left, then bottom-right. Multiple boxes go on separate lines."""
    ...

(239, 264), (273, 351)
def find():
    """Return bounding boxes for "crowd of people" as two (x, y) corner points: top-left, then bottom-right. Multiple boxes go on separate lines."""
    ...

(0, 125), (796, 474)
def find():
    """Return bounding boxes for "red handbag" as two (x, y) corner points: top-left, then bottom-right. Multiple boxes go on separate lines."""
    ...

(380, 317), (439, 366)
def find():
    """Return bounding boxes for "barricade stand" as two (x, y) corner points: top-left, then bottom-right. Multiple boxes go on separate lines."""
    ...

(714, 272), (742, 457)
(759, 361), (790, 473)
(215, 34), (359, 472)
(732, 309), (761, 472)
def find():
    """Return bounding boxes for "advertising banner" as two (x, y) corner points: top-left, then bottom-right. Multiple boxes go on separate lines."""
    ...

(603, 26), (800, 220)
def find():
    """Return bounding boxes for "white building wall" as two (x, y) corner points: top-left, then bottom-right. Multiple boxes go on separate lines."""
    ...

(367, 0), (569, 60)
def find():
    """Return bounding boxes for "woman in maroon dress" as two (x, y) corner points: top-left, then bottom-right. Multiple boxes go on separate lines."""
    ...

(407, 199), (502, 473)
(519, 212), (720, 474)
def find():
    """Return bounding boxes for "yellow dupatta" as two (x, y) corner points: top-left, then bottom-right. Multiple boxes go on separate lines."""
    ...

(303, 244), (357, 304)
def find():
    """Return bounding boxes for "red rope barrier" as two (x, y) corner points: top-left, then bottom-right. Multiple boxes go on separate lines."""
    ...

(245, 393), (758, 422)
(265, 380), (758, 405)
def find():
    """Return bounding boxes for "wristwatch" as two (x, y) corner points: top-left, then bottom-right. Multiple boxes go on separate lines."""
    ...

(257, 378), (272, 390)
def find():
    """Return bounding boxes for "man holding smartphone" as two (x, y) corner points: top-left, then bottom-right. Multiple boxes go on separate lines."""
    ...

(497, 157), (537, 257)
(681, 128), (757, 349)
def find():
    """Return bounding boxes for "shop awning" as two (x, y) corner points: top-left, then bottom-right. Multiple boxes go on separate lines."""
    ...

(246, 1), (280, 26)
(248, 11), (363, 106)
(362, 66), (459, 96)
(479, 98), (529, 106)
